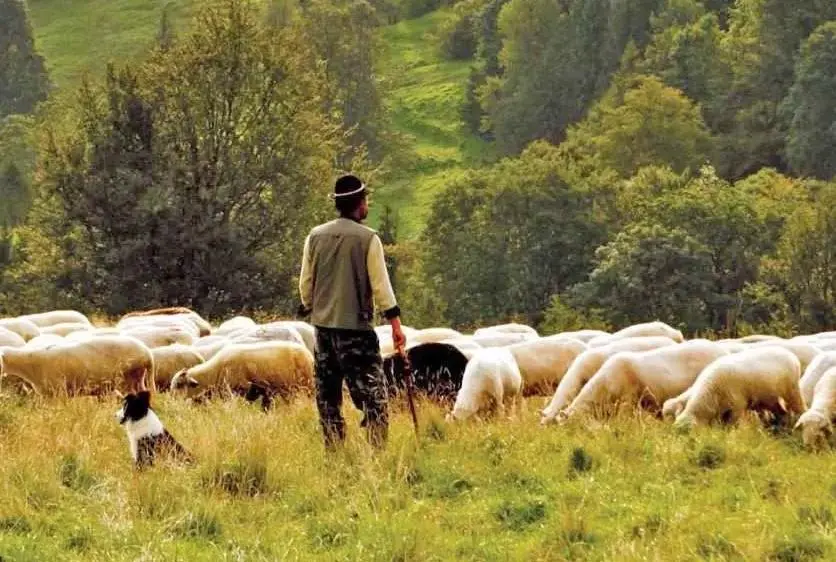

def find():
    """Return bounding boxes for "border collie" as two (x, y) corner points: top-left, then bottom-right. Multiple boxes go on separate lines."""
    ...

(115, 391), (193, 469)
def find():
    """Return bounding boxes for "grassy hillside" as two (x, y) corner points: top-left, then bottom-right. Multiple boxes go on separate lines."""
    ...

(26, 1), (485, 239)
(371, 9), (493, 238)
(0, 395), (833, 560)
(27, 0), (203, 88)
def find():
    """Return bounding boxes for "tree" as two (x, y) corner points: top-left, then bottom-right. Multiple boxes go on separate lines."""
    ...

(570, 223), (717, 333)
(491, 0), (664, 154)
(640, 11), (732, 130)
(300, 0), (388, 162)
(32, 0), (341, 316)
(559, 75), (711, 178)
(717, 0), (836, 178)
(423, 141), (605, 327)
(0, 0), (50, 118)
(772, 183), (836, 330)
(784, 21), (836, 180)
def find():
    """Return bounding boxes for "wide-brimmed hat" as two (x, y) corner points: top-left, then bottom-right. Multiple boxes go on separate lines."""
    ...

(329, 174), (370, 200)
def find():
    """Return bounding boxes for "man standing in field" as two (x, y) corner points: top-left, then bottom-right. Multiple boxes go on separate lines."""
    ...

(298, 175), (406, 449)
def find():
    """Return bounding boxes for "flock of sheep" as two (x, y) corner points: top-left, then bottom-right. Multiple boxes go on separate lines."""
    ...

(0, 309), (834, 450)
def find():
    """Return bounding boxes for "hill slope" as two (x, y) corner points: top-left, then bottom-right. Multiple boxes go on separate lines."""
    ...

(372, 9), (492, 238)
(26, 2), (485, 239)
(27, 0), (201, 88)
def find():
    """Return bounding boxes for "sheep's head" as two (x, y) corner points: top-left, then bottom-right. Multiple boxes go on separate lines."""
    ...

(795, 411), (833, 450)
(661, 399), (683, 421)
(170, 369), (200, 396)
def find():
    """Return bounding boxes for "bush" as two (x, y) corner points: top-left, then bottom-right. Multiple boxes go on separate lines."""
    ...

(495, 497), (547, 531)
(568, 447), (594, 475)
(693, 444), (726, 470)
(441, 13), (477, 60)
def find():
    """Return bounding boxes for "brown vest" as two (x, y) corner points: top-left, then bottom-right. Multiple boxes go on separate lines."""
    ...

(307, 218), (377, 331)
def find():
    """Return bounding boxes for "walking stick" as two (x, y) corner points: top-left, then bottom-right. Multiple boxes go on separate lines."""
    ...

(397, 343), (420, 440)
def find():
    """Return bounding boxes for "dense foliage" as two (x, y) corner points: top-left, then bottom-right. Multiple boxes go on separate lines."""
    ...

(2, 0), (836, 336)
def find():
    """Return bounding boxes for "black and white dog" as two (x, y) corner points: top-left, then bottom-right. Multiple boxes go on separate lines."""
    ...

(115, 391), (194, 469)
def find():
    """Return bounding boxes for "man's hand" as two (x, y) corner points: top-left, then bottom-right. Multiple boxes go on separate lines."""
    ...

(391, 317), (407, 353)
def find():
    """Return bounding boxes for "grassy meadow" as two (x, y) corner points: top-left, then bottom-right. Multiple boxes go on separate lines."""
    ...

(0, 392), (834, 561)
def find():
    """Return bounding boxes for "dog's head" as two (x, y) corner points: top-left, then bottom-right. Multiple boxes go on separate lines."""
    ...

(115, 390), (152, 425)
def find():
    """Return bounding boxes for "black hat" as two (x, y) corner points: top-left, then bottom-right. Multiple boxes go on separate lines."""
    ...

(330, 174), (368, 200)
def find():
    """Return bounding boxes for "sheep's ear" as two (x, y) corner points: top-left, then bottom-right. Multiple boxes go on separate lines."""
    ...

(793, 417), (804, 431)
(186, 376), (200, 388)
(113, 389), (125, 400)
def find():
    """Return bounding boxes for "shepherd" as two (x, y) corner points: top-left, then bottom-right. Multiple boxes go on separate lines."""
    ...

(298, 175), (407, 449)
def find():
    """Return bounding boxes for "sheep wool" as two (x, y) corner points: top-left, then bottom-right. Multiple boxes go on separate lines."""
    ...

(794, 366), (836, 449)
(675, 346), (805, 429)
(799, 351), (836, 406)
(170, 341), (314, 403)
(541, 336), (678, 424)
(561, 339), (728, 422)
(507, 336), (587, 396)
(0, 336), (154, 395)
(448, 347), (522, 421)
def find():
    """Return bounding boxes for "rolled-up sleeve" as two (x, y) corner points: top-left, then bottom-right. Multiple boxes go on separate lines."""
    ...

(367, 234), (400, 320)
(299, 234), (313, 312)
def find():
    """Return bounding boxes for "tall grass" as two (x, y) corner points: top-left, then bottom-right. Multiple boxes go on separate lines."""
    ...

(0, 392), (833, 560)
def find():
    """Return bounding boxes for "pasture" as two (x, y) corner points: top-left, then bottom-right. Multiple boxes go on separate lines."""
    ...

(0, 393), (833, 561)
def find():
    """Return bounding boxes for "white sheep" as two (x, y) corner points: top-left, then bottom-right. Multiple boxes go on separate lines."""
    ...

(121, 324), (197, 348)
(412, 327), (464, 345)
(560, 340), (728, 422)
(0, 335), (154, 395)
(151, 344), (205, 391)
(507, 336), (587, 396)
(550, 329), (609, 343)
(748, 339), (821, 372)
(117, 314), (201, 339)
(0, 327), (26, 348)
(540, 336), (678, 424)
(799, 351), (836, 406)
(24, 334), (71, 350)
(40, 322), (92, 337)
(214, 316), (257, 336)
(0, 318), (40, 341)
(170, 341), (314, 408)
(447, 347), (522, 421)
(736, 334), (782, 344)
(271, 321), (316, 355)
(192, 336), (229, 360)
(20, 310), (91, 329)
(794, 366), (836, 449)
(474, 323), (539, 339)
(674, 346), (805, 429)
(588, 321), (684, 347)
(471, 331), (532, 348)
(120, 308), (212, 336)
(229, 323), (305, 347)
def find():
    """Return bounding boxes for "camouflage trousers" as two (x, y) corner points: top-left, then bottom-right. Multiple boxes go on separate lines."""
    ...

(314, 327), (389, 448)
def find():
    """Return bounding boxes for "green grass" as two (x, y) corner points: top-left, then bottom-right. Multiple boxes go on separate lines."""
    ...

(27, 0), (205, 88)
(0, 393), (834, 561)
(372, 9), (493, 238)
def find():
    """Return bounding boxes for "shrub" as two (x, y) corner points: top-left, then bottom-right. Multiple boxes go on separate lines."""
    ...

(495, 497), (547, 531)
